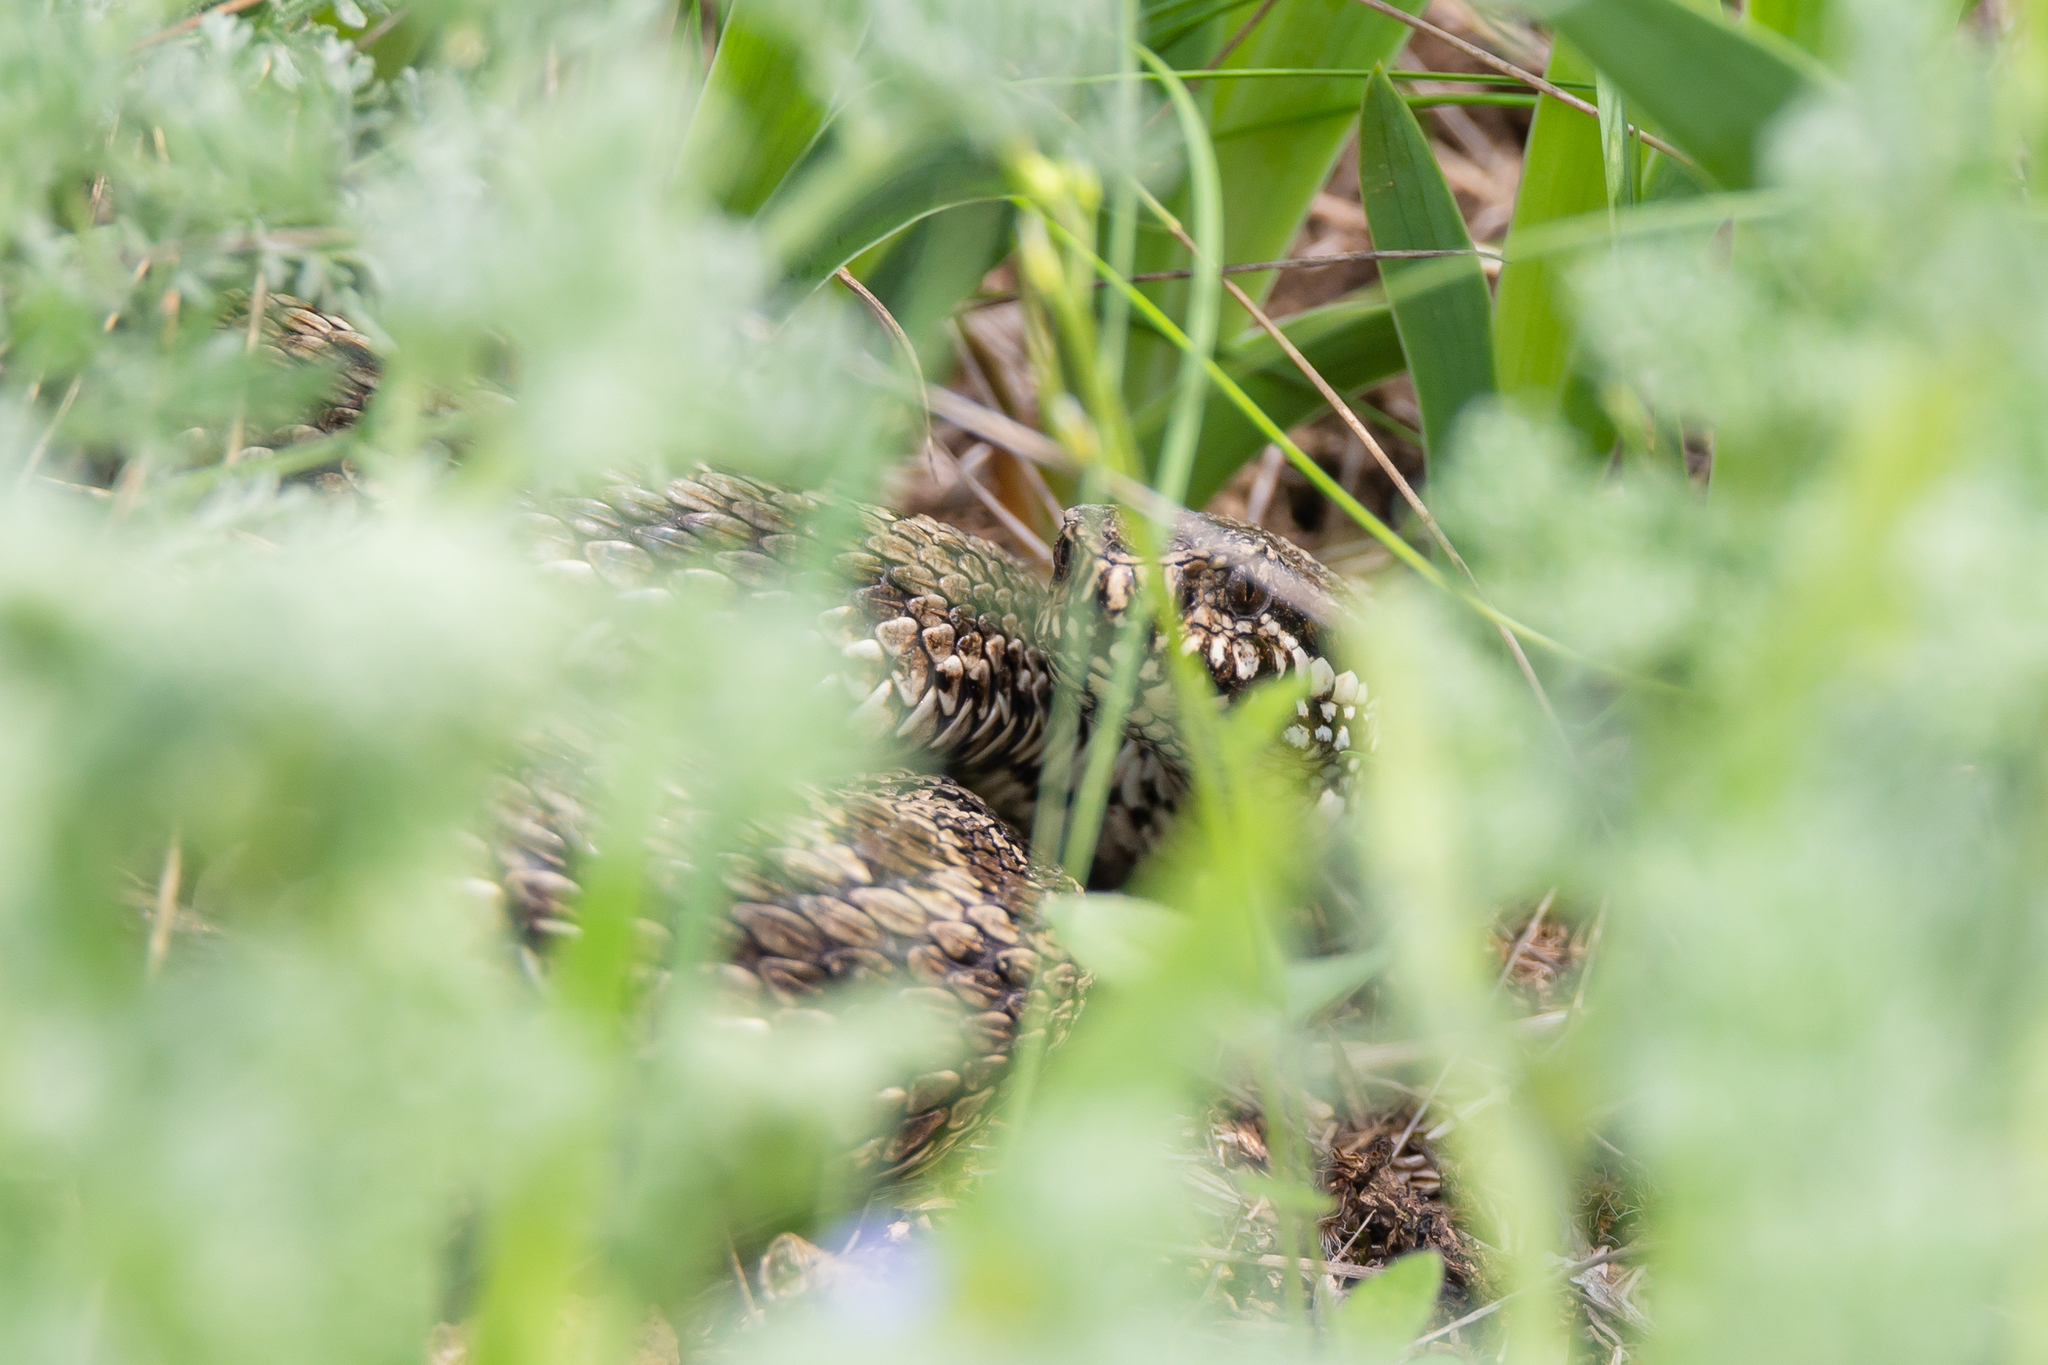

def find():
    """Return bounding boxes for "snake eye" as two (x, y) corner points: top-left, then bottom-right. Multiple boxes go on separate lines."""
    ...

(1051, 533), (1073, 584)
(1222, 573), (1271, 618)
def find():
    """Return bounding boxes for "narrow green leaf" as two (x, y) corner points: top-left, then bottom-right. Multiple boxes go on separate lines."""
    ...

(1538, 0), (1823, 188)
(1597, 74), (1638, 218)
(1041, 214), (1676, 688)
(1357, 67), (1495, 465)
(1492, 39), (1605, 409)
(1334, 1250), (1445, 1360)
(678, 0), (826, 216)
(1132, 291), (1405, 507)
(1134, 48), (1226, 508)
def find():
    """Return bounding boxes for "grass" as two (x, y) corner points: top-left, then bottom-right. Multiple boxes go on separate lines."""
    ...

(3, 2), (2048, 1364)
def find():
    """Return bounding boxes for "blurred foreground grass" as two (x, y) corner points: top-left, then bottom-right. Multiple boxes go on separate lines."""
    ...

(6, 2), (2048, 1364)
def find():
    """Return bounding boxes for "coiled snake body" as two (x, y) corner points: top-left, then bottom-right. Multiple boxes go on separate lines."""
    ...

(254, 298), (1365, 1180)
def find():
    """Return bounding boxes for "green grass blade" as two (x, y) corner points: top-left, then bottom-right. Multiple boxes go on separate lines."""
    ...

(1134, 292), (1405, 507)
(1357, 67), (1496, 466)
(678, 0), (825, 216)
(1492, 38), (1605, 411)
(1598, 78), (1640, 216)
(1135, 48), (1225, 508)
(1539, 0), (1823, 188)
(1061, 49), (1223, 885)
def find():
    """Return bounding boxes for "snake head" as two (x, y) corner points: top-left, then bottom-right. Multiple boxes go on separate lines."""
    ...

(1044, 505), (1368, 790)
(1163, 511), (1341, 702)
(1046, 504), (1343, 693)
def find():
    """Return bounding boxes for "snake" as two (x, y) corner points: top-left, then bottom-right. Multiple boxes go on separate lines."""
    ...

(243, 296), (1369, 1183)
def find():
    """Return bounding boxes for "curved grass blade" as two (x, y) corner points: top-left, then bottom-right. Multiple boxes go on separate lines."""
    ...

(856, 201), (1014, 370)
(1134, 47), (1225, 508)
(1357, 66), (1496, 466)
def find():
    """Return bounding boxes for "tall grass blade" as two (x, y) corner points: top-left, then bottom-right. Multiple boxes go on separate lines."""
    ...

(1492, 39), (1605, 411)
(1133, 49), (1225, 508)
(1357, 67), (1496, 467)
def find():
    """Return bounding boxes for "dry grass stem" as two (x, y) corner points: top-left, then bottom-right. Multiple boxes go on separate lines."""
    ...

(930, 440), (1054, 564)
(146, 836), (183, 980)
(20, 375), (83, 488)
(835, 266), (936, 461)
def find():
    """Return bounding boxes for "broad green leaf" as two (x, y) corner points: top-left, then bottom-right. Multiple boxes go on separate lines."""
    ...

(1492, 39), (1605, 410)
(1126, 0), (1423, 417)
(1538, 0), (1822, 188)
(1132, 290), (1405, 507)
(678, 0), (826, 216)
(1334, 1250), (1445, 1360)
(1203, 0), (1424, 312)
(1358, 67), (1495, 465)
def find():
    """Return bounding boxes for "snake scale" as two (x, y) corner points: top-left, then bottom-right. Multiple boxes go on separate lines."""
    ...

(248, 296), (1368, 1181)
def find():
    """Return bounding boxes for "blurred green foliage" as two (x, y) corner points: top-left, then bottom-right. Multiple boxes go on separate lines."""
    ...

(4, 1), (2048, 1364)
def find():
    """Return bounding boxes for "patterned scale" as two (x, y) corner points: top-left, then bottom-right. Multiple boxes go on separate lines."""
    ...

(488, 765), (1081, 1181)
(526, 471), (1062, 843)
(250, 295), (1367, 1180)
(714, 774), (1083, 1176)
(232, 292), (383, 439)
(1044, 504), (1373, 818)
